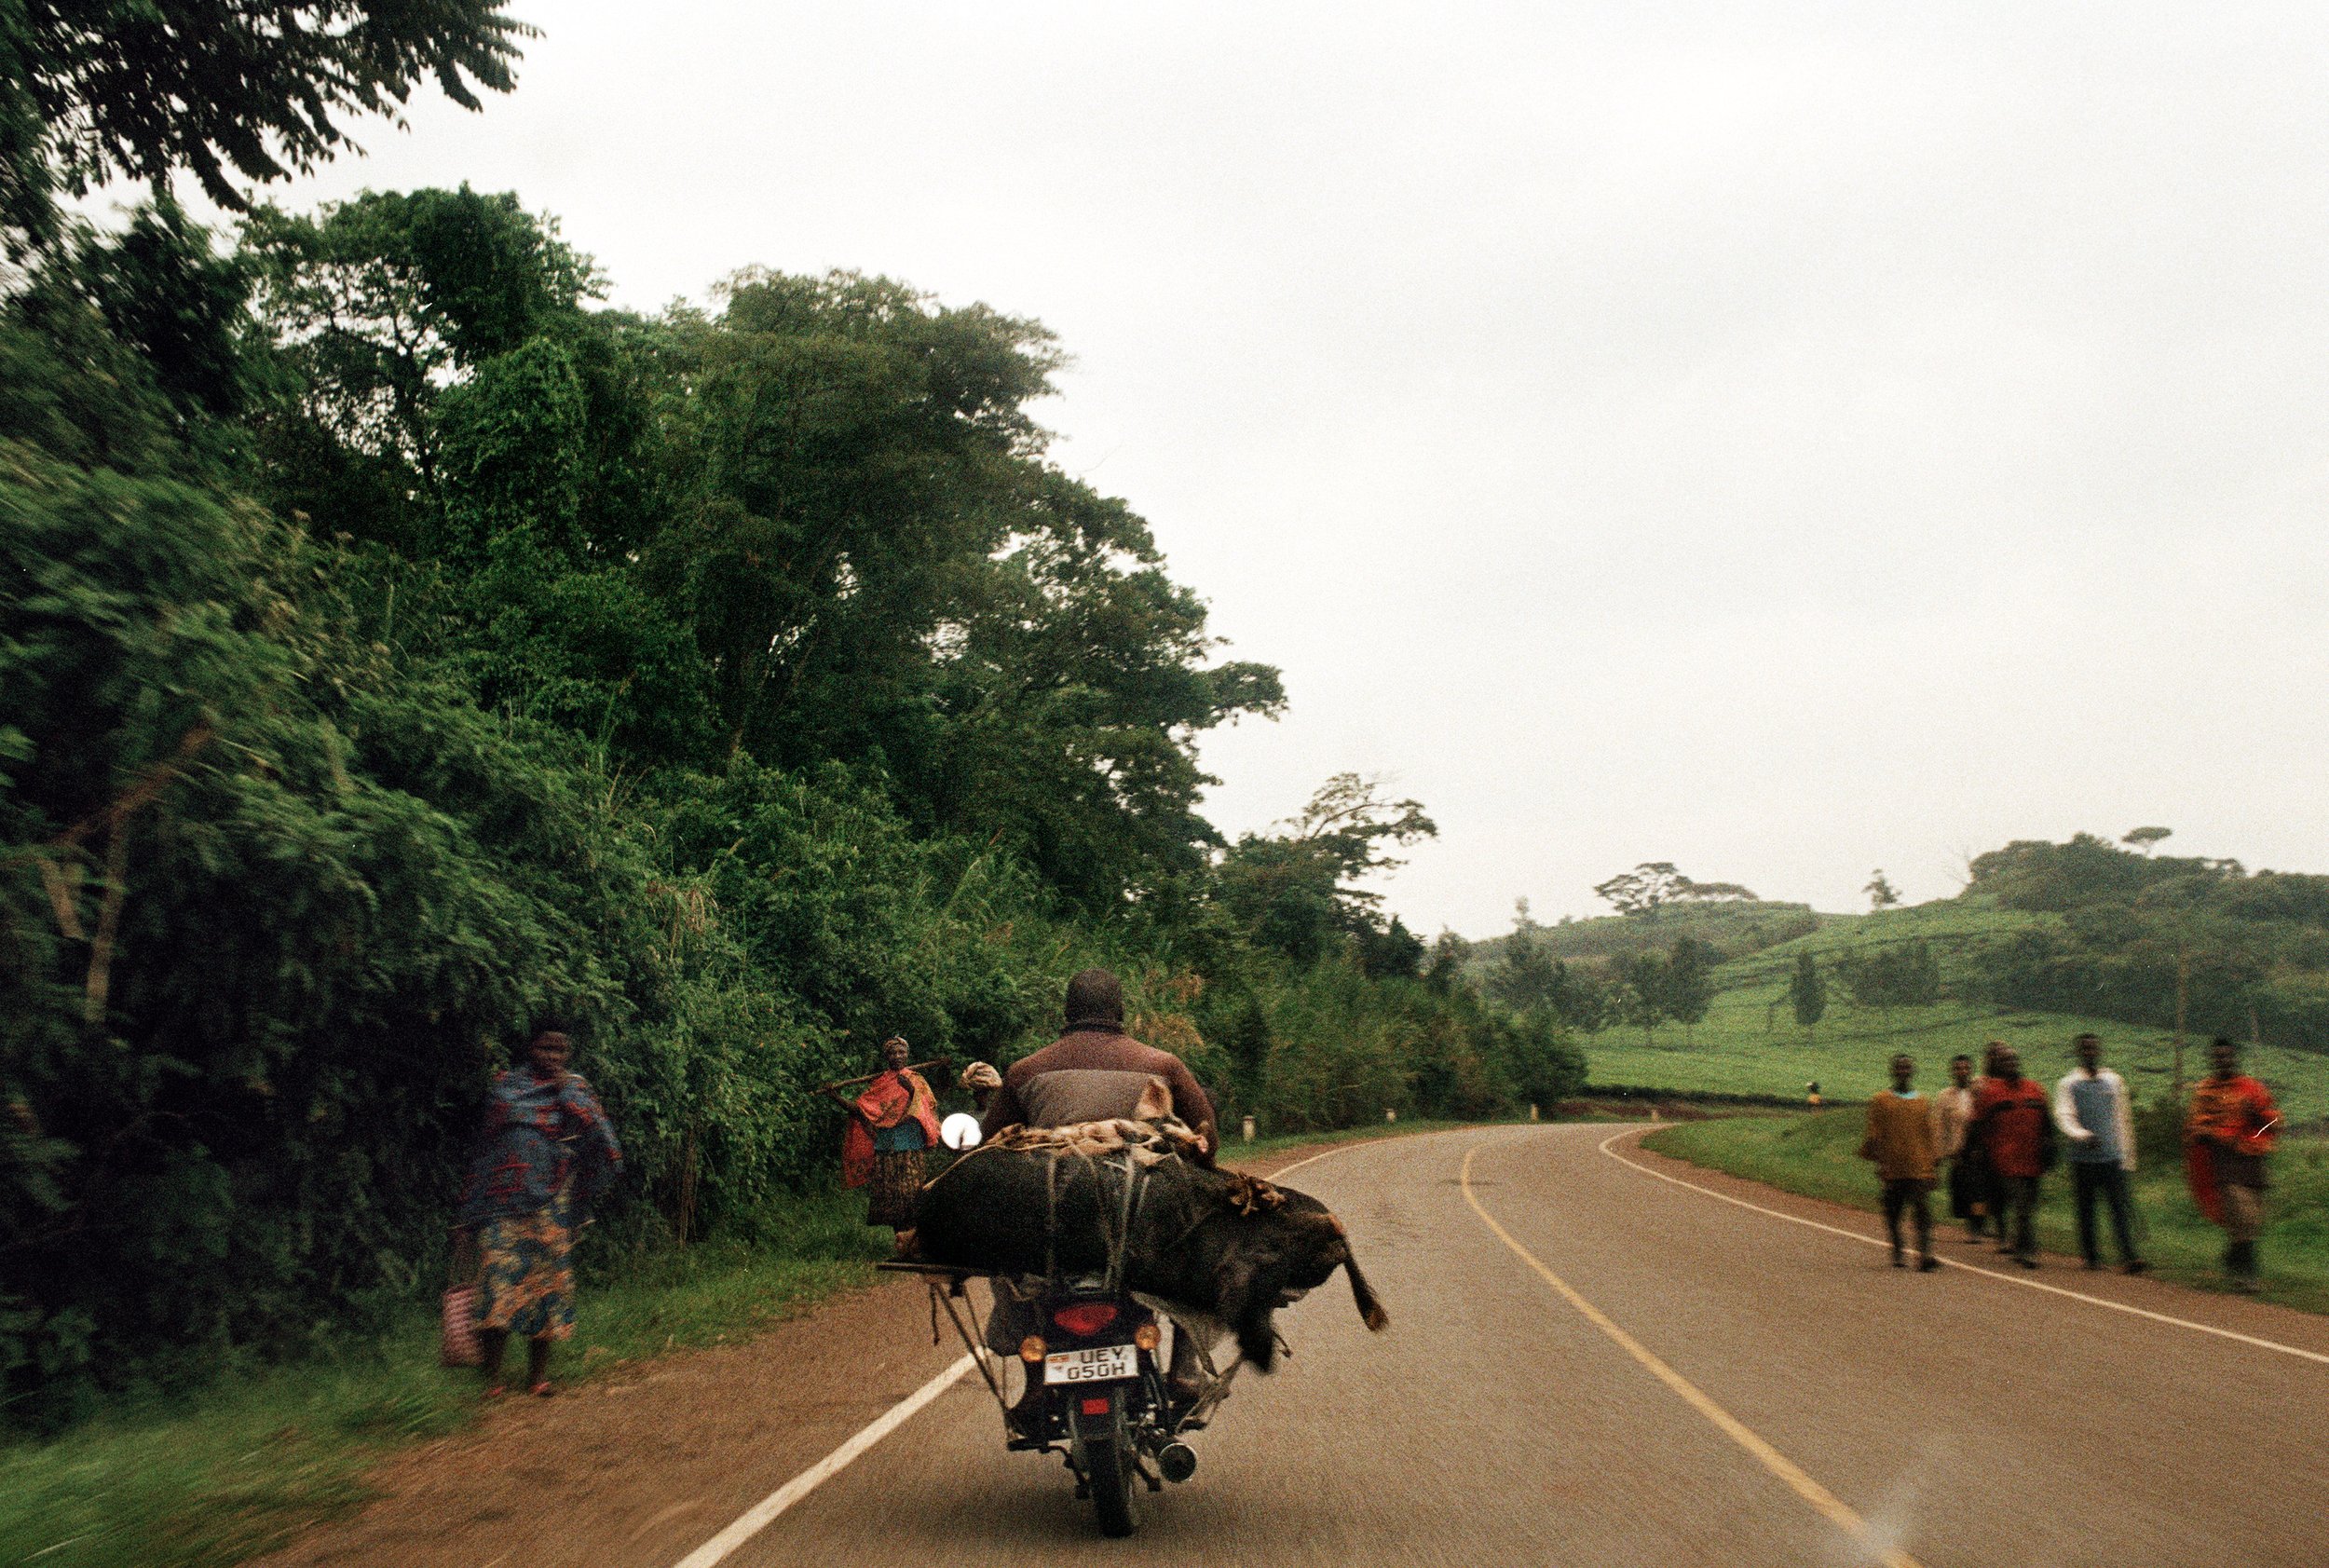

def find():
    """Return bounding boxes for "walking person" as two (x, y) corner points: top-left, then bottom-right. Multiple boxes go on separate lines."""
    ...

(828, 1035), (941, 1250)
(1859, 1054), (1942, 1271)
(2185, 1037), (2281, 1293)
(1937, 1053), (1988, 1243)
(1971, 1043), (2052, 1268)
(454, 1028), (623, 1398)
(2054, 1033), (2146, 1274)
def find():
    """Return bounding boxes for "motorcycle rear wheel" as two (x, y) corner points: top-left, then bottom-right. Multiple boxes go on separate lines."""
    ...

(1078, 1393), (1139, 1536)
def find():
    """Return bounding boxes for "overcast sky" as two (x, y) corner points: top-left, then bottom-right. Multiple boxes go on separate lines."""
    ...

(244, 2), (2329, 936)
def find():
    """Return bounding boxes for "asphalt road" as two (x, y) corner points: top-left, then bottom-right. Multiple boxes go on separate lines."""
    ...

(715, 1124), (2329, 1568)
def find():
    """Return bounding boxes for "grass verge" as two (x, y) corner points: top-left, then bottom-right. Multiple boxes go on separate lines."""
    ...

(0, 1191), (888, 1568)
(1641, 1112), (2329, 1316)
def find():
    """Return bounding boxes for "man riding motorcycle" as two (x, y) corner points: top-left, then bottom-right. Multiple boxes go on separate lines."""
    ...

(968, 966), (1219, 1431)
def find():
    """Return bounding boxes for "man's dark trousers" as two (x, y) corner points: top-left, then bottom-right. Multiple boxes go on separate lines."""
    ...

(2071, 1161), (2138, 1265)
(1881, 1178), (1934, 1262)
(1998, 1174), (2040, 1260)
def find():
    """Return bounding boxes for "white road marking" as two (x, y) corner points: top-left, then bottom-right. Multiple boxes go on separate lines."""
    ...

(667, 1352), (976, 1568)
(1597, 1127), (2329, 1369)
(663, 1125), (1435, 1567)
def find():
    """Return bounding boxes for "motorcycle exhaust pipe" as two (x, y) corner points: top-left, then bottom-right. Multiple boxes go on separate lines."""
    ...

(1158, 1441), (1198, 1484)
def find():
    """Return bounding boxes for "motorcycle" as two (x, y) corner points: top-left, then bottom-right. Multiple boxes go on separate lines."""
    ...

(882, 1112), (1230, 1537)
(1006, 1275), (1204, 1535)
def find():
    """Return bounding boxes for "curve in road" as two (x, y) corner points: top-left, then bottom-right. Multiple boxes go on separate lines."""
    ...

(687, 1123), (2326, 1568)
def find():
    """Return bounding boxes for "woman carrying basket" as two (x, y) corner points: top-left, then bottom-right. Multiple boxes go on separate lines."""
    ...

(453, 1029), (622, 1397)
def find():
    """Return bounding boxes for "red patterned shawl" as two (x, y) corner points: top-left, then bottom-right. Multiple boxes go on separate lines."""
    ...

(840, 1070), (940, 1189)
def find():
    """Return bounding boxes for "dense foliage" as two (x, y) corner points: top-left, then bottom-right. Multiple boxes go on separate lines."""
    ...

(1830, 938), (1941, 1010)
(1960, 835), (2329, 1049)
(1, 2), (528, 246)
(0, 184), (1578, 1425)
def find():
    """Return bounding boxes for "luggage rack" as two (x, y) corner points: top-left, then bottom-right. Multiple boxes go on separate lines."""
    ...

(878, 1260), (1015, 1415)
(873, 1259), (1242, 1437)
(884, 1141), (1242, 1437)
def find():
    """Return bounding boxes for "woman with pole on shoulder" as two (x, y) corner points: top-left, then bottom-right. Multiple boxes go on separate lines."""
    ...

(825, 1036), (943, 1251)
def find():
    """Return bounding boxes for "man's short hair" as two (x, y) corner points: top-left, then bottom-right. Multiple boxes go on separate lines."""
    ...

(1064, 967), (1125, 1027)
(2074, 1032), (2101, 1046)
(1950, 1053), (1972, 1064)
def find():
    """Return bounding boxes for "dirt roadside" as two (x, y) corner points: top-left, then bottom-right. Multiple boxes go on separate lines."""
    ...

(247, 1138), (1385, 1568)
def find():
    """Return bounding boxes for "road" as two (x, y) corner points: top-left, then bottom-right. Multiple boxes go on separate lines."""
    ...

(266, 1125), (2329, 1568)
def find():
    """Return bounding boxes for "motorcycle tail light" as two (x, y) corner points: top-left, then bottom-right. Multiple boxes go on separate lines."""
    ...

(1081, 1396), (1111, 1416)
(1133, 1322), (1162, 1351)
(1051, 1302), (1121, 1336)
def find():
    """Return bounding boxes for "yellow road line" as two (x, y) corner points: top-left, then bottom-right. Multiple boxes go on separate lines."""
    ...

(1460, 1142), (1927, 1568)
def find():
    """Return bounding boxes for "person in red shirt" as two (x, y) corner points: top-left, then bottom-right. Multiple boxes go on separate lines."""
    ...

(2186, 1037), (2282, 1293)
(1970, 1044), (2051, 1268)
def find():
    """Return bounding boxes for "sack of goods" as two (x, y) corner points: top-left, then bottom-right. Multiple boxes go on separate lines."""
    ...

(910, 1117), (1388, 1370)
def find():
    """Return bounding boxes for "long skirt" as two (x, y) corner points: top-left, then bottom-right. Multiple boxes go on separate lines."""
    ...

(474, 1191), (578, 1341)
(867, 1149), (927, 1229)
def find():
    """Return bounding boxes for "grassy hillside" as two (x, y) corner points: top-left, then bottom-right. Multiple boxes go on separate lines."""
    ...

(1578, 901), (2328, 1121)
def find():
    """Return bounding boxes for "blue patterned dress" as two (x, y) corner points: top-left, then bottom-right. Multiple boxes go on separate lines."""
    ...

(457, 1070), (621, 1340)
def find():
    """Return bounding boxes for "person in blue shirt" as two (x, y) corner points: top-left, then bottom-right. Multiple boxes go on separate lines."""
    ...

(2052, 1033), (2146, 1275)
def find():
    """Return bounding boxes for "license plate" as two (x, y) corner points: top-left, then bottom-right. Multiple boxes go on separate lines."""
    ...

(1044, 1343), (1137, 1384)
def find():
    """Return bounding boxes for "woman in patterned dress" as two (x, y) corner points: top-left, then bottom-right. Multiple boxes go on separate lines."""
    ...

(829, 1036), (939, 1248)
(454, 1029), (622, 1396)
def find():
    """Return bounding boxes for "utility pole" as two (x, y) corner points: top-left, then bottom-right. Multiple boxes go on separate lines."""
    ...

(2172, 943), (2189, 1099)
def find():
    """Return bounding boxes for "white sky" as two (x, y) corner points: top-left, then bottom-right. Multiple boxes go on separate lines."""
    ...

(241, 1), (2329, 936)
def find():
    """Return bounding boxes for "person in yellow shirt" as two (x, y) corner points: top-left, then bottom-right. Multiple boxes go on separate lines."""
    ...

(1859, 1053), (1943, 1272)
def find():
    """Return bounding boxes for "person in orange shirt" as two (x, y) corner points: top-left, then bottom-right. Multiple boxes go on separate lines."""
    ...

(2186, 1037), (2281, 1293)
(1859, 1054), (1943, 1271)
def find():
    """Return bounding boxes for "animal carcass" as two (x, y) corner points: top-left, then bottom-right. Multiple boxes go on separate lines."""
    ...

(911, 1120), (1388, 1370)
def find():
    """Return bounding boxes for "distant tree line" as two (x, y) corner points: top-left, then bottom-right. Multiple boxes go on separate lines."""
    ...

(1958, 834), (2329, 1049)
(1489, 911), (1717, 1046)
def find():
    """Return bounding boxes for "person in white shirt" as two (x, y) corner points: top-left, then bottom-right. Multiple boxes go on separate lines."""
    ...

(2053, 1033), (2146, 1274)
(1936, 1053), (1986, 1242)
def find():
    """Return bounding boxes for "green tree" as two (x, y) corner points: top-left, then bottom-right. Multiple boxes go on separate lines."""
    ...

(1665, 935), (1718, 1043)
(1616, 951), (1669, 1045)
(1216, 774), (1436, 966)
(2123, 825), (2172, 856)
(1593, 862), (1756, 917)
(1865, 869), (1901, 910)
(245, 186), (604, 546)
(1788, 951), (1827, 1041)
(3, 2), (528, 246)
(1595, 861), (1689, 917)
(1490, 901), (1562, 1009)
(1832, 938), (1942, 1011)
(1556, 964), (1614, 1035)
